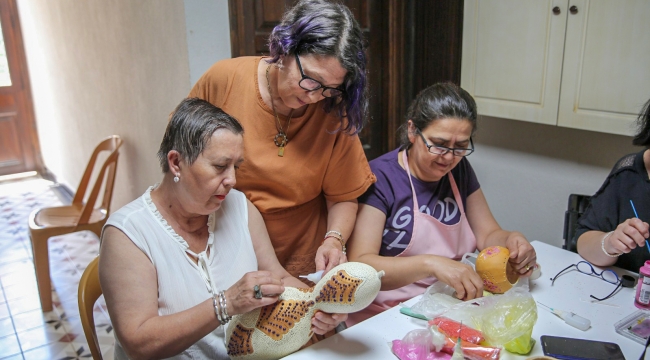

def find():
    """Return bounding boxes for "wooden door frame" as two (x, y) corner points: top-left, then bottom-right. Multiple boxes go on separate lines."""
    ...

(227, 0), (463, 158)
(0, 0), (43, 175)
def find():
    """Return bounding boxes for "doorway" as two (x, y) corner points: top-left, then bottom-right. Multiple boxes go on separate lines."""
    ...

(0, 0), (42, 176)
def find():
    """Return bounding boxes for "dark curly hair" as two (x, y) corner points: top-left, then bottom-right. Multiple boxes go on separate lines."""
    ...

(633, 98), (650, 147)
(267, 0), (368, 134)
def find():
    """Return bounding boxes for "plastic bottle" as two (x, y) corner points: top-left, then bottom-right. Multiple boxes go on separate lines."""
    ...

(299, 270), (324, 283)
(635, 261), (650, 309)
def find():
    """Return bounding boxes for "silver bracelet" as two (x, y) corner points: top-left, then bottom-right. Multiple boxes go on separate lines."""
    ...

(218, 290), (231, 324)
(324, 230), (346, 254)
(213, 295), (224, 323)
(601, 231), (621, 257)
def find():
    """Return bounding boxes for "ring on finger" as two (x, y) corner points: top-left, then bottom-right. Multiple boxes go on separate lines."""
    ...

(253, 284), (263, 299)
(525, 264), (530, 271)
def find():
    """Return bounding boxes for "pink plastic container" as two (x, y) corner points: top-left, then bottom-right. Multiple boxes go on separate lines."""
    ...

(635, 261), (650, 309)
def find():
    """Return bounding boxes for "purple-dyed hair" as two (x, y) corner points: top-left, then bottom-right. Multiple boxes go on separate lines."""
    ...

(267, 0), (368, 134)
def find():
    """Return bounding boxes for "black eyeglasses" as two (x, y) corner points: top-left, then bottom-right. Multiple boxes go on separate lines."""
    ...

(550, 261), (634, 301)
(294, 53), (344, 98)
(416, 129), (474, 157)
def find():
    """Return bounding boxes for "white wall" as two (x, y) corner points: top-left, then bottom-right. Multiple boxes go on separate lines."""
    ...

(184, 0), (232, 86)
(18, 1), (193, 209)
(471, 115), (639, 247)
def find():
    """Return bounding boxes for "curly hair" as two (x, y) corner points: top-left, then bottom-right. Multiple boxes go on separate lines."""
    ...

(267, 0), (368, 134)
(633, 98), (650, 147)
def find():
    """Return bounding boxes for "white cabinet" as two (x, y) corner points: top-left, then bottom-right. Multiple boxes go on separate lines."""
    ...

(461, 0), (650, 136)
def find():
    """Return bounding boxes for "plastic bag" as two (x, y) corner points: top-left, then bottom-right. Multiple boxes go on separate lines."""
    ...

(465, 285), (537, 354)
(411, 279), (537, 355)
(391, 329), (451, 360)
(429, 317), (485, 344)
(439, 336), (501, 360)
(410, 282), (463, 320)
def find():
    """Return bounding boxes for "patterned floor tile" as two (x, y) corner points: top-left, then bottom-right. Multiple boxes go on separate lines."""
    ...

(22, 342), (71, 360)
(16, 324), (68, 352)
(0, 317), (16, 338)
(0, 178), (114, 358)
(2, 282), (39, 303)
(0, 302), (9, 320)
(12, 309), (62, 333)
(6, 295), (42, 317)
(0, 334), (22, 358)
(0, 269), (37, 288)
(0, 354), (23, 360)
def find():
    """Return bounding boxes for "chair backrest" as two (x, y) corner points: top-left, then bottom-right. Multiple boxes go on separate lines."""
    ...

(563, 194), (592, 252)
(74, 135), (123, 225)
(78, 256), (103, 360)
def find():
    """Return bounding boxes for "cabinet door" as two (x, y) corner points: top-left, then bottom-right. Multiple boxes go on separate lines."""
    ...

(461, 0), (568, 125)
(558, 0), (650, 136)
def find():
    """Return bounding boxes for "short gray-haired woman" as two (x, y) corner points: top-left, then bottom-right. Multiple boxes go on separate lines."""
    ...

(100, 98), (345, 360)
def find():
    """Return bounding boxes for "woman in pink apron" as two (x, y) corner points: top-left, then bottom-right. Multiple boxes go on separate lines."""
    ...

(346, 83), (537, 326)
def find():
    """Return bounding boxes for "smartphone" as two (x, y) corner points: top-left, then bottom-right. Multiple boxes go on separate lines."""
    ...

(540, 335), (625, 360)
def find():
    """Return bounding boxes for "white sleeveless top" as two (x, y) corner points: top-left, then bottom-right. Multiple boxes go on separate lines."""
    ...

(105, 186), (258, 359)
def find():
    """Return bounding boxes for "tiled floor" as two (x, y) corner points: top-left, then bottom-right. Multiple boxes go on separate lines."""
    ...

(0, 177), (115, 359)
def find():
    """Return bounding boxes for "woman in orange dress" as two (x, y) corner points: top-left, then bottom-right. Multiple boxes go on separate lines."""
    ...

(190, 0), (375, 278)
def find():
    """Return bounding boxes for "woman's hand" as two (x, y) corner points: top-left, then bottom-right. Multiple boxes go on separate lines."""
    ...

(225, 271), (285, 316)
(429, 256), (484, 300)
(605, 218), (650, 255)
(311, 311), (347, 335)
(315, 238), (347, 274)
(505, 232), (537, 276)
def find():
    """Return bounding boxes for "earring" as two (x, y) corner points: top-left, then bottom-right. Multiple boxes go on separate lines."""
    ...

(173, 175), (180, 183)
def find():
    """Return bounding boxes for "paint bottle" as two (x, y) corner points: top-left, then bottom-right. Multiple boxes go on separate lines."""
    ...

(635, 261), (650, 309)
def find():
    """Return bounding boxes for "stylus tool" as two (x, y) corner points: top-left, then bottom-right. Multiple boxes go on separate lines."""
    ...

(537, 302), (591, 331)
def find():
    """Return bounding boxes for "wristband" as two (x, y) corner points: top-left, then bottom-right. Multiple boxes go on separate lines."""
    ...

(601, 231), (621, 257)
(323, 230), (346, 254)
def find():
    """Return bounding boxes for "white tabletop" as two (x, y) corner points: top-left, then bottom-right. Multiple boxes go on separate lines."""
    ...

(284, 241), (646, 360)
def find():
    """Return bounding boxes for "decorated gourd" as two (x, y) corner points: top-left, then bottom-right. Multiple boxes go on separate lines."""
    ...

(475, 246), (519, 294)
(225, 262), (384, 360)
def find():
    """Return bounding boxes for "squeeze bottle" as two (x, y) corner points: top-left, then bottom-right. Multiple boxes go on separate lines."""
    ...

(635, 261), (650, 309)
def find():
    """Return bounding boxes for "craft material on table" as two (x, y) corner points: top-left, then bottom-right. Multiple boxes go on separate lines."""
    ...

(536, 302), (591, 331)
(225, 262), (384, 360)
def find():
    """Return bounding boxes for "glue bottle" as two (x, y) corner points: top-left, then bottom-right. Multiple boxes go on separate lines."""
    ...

(635, 261), (650, 309)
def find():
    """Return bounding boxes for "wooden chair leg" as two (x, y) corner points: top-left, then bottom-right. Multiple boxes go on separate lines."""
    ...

(30, 232), (53, 312)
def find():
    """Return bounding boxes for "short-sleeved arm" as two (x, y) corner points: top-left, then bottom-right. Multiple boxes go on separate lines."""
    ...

(358, 169), (394, 215)
(574, 175), (620, 241)
(188, 59), (235, 107)
(457, 157), (480, 197)
(322, 132), (376, 202)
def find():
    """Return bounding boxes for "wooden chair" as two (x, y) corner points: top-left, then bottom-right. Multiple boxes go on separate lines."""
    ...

(78, 256), (103, 360)
(29, 135), (122, 311)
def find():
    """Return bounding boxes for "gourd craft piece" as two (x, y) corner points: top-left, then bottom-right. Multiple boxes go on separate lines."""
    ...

(475, 246), (519, 294)
(225, 262), (385, 360)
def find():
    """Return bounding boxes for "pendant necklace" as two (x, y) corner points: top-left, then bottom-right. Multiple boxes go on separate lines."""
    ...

(266, 64), (294, 157)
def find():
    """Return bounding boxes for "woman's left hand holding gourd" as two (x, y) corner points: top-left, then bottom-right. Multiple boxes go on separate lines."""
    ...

(505, 232), (537, 276)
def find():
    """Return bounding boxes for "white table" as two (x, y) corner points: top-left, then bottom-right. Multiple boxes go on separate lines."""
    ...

(284, 241), (646, 359)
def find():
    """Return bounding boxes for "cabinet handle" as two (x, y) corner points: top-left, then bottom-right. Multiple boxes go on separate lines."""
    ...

(570, 5), (578, 14)
(552, 6), (561, 15)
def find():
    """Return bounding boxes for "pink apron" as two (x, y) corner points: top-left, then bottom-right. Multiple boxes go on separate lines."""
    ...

(348, 150), (477, 325)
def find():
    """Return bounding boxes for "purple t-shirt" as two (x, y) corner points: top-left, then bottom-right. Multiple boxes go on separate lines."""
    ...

(359, 148), (480, 256)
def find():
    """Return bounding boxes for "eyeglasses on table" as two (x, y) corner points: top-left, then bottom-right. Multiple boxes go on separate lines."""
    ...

(550, 260), (635, 301)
